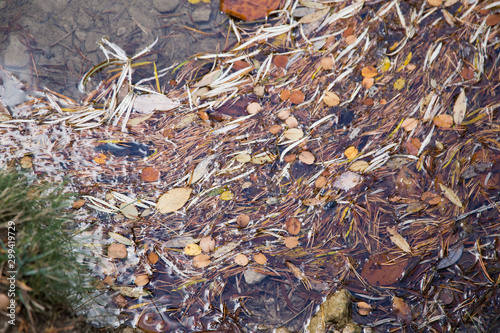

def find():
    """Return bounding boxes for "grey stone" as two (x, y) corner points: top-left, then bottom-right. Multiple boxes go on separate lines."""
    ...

(153, 0), (180, 13)
(192, 6), (211, 23)
(243, 268), (266, 285)
(3, 35), (29, 70)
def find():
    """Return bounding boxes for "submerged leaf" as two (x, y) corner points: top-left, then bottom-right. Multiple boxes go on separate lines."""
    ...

(157, 187), (193, 213)
(387, 226), (412, 253)
(453, 89), (467, 126)
(133, 94), (179, 113)
(439, 183), (463, 207)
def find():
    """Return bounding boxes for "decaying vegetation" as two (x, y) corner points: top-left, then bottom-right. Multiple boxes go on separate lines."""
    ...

(1, 0), (500, 332)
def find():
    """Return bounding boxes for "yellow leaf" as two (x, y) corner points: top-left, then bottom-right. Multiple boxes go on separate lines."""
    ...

(396, 52), (412, 72)
(394, 78), (405, 90)
(188, 0), (210, 3)
(439, 184), (463, 207)
(387, 226), (412, 253)
(157, 187), (192, 213)
(344, 146), (358, 159)
(185, 243), (202, 256)
(453, 89), (467, 126)
(220, 190), (234, 201)
(381, 57), (391, 72)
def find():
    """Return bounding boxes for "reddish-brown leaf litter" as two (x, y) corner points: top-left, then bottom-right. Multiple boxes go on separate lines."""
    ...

(1, 0), (500, 332)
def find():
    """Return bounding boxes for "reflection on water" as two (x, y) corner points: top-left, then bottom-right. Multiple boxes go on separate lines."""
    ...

(0, 0), (233, 99)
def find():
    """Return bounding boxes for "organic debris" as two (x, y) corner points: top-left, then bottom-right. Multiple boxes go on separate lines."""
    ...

(1, 0), (500, 332)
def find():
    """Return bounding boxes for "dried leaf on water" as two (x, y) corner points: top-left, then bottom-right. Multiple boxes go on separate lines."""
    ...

(280, 89), (291, 101)
(193, 254), (211, 268)
(361, 253), (408, 286)
(285, 116), (298, 128)
(254, 253), (267, 265)
(273, 54), (288, 68)
(421, 191), (442, 205)
(299, 151), (315, 164)
(141, 166), (160, 182)
(427, 0), (442, 6)
(134, 274), (149, 286)
(362, 77), (374, 89)
(269, 124), (282, 134)
(237, 214), (250, 228)
(320, 57), (334, 70)
(486, 14), (500, 26)
(315, 176), (327, 188)
(94, 153), (107, 164)
(284, 128), (304, 140)
(72, 199), (85, 209)
(344, 146), (358, 159)
(361, 66), (378, 78)
(453, 89), (466, 126)
(439, 183), (463, 207)
(120, 203), (138, 219)
(133, 94), (179, 113)
(193, 68), (222, 87)
(285, 217), (301, 235)
(200, 236), (215, 253)
(393, 78), (405, 90)
(247, 102), (262, 114)
(290, 90), (305, 104)
(402, 118), (418, 131)
(108, 243), (127, 259)
(191, 154), (217, 184)
(148, 252), (158, 264)
(433, 114), (453, 128)
(220, 190), (234, 201)
(333, 171), (363, 191)
(109, 232), (134, 246)
(235, 153), (251, 163)
(235, 253), (249, 266)
(357, 302), (373, 316)
(284, 236), (299, 249)
(323, 91), (340, 106)
(299, 7), (329, 24)
(185, 243), (202, 256)
(157, 187), (192, 213)
(387, 226), (412, 254)
(349, 160), (369, 172)
(392, 297), (412, 325)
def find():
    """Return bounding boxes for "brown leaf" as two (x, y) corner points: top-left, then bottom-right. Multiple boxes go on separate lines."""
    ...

(433, 114), (453, 128)
(427, 0), (442, 6)
(357, 302), (373, 316)
(193, 254), (211, 268)
(157, 187), (192, 213)
(421, 191), (442, 205)
(72, 199), (85, 209)
(269, 124), (282, 134)
(133, 94), (179, 113)
(134, 274), (149, 286)
(278, 109), (291, 119)
(221, 0), (281, 22)
(108, 243), (127, 259)
(461, 66), (474, 80)
(273, 54), (289, 68)
(345, 35), (357, 45)
(362, 77), (374, 89)
(486, 14), (500, 26)
(246, 102), (262, 114)
(237, 214), (250, 228)
(141, 166), (160, 182)
(349, 160), (369, 172)
(361, 66), (378, 78)
(453, 89), (467, 126)
(148, 251), (159, 264)
(439, 183), (463, 207)
(320, 57), (334, 70)
(280, 89), (290, 101)
(235, 253), (249, 266)
(284, 236), (299, 249)
(406, 138), (420, 156)
(315, 176), (327, 188)
(285, 217), (301, 235)
(290, 90), (305, 104)
(299, 7), (329, 24)
(299, 151), (315, 164)
(387, 226), (412, 253)
(392, 297), (412, 325)
(285, 116), (299, 128)
(253, 253), (267, 265)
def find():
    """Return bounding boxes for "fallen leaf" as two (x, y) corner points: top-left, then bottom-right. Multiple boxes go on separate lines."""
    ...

(349, 160), (369, 172)
(320, 57), (334, 70)
(111, 285), (149, 298)
(235, 153), (251, 163)
(439, 183), (463, 207)
(402, 118), (418, 132)
(273, 54), (289, 68)
(284, 236), (299, 248)
(185, 243), (202, 256)
(109, 232), (134, 246)
(212, 240), (242, 259)
(315, 176), (328, 188)
(191, 154), (217, 184)
(188, 0), (211, 3)
(437, 243), (464, 269)
(299, 7), (329, 23)
(157, 187), (193, 213)
(220, 190), (234, 201)
(286, 217), (301, 235)
(342, 26), (354, 37)
(396, 52), (412, 72)
(387, 226), (412, 253)
(280, 89), (291, 101)
(193, 68), (222, 87)
(278, 109), (291, 119)
(345, 35), (357, 45)
(72, 199), (85, 209)
(433, 114), (453, 128)
(285, 116), (298, 128)
(141, 166), (160, 182)
(486, 14), (500, 26)
(235, 253), (249, 266)
(283, 154), (296, 163)
(284, 128), (304, 140)
(120, 203), (139, 219)
(247, 102), (262, 114)
(148, 252), (159, 264)
(237, 214), (250, 228)
(406, 138), (421, 156)
(344, 146), (358, 159)
(299, 151), (315, 164)
(134, 274), (149, 286)
(421, 191), (442, 205)
(94, 153), (107, 164)
(461, 66), (474, 80)
(108, 243), (127, 259)
(127, 113), (153, 127)
(453, 89), (467, 126)
(361, 66), (378, 78)
(254, 253), (267, 265)
(381, 57), (391, 72)
(200, 236), (216, 253)
(394, 78), (405, 90)
(361, 253), (408, 286)
(133, 94), (179, 113)
(323, 91), (340, 106)
(251, 154), (275, 164)
(392, 297), (412, 325)
(332, 171), (363, 191)
(362, 77), (374, 89)
(303, 198), (322, 206)
(427, 0), (442, 6)
(193, 254), (211, 268)
(290, 90), (305, 104)
(357, 302), (373, 316)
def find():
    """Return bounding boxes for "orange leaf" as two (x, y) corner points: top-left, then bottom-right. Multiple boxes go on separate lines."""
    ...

(285, 217), (301, 235)
(433, 114), (453, 128)
(94, 153), (107, 164)
(253, 253), (267, 265)
(141, 166), (160, 182)
(290, 90), (305, 104)
(284, 236), (298, 248)
(361, 66), (378, 78)
(344, 146), (358, 159)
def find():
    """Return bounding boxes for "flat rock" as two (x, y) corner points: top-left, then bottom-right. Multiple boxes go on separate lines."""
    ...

(243, 268), (266, 284)
(192, 6), (211, 23)
(153, 0), (180, 12)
